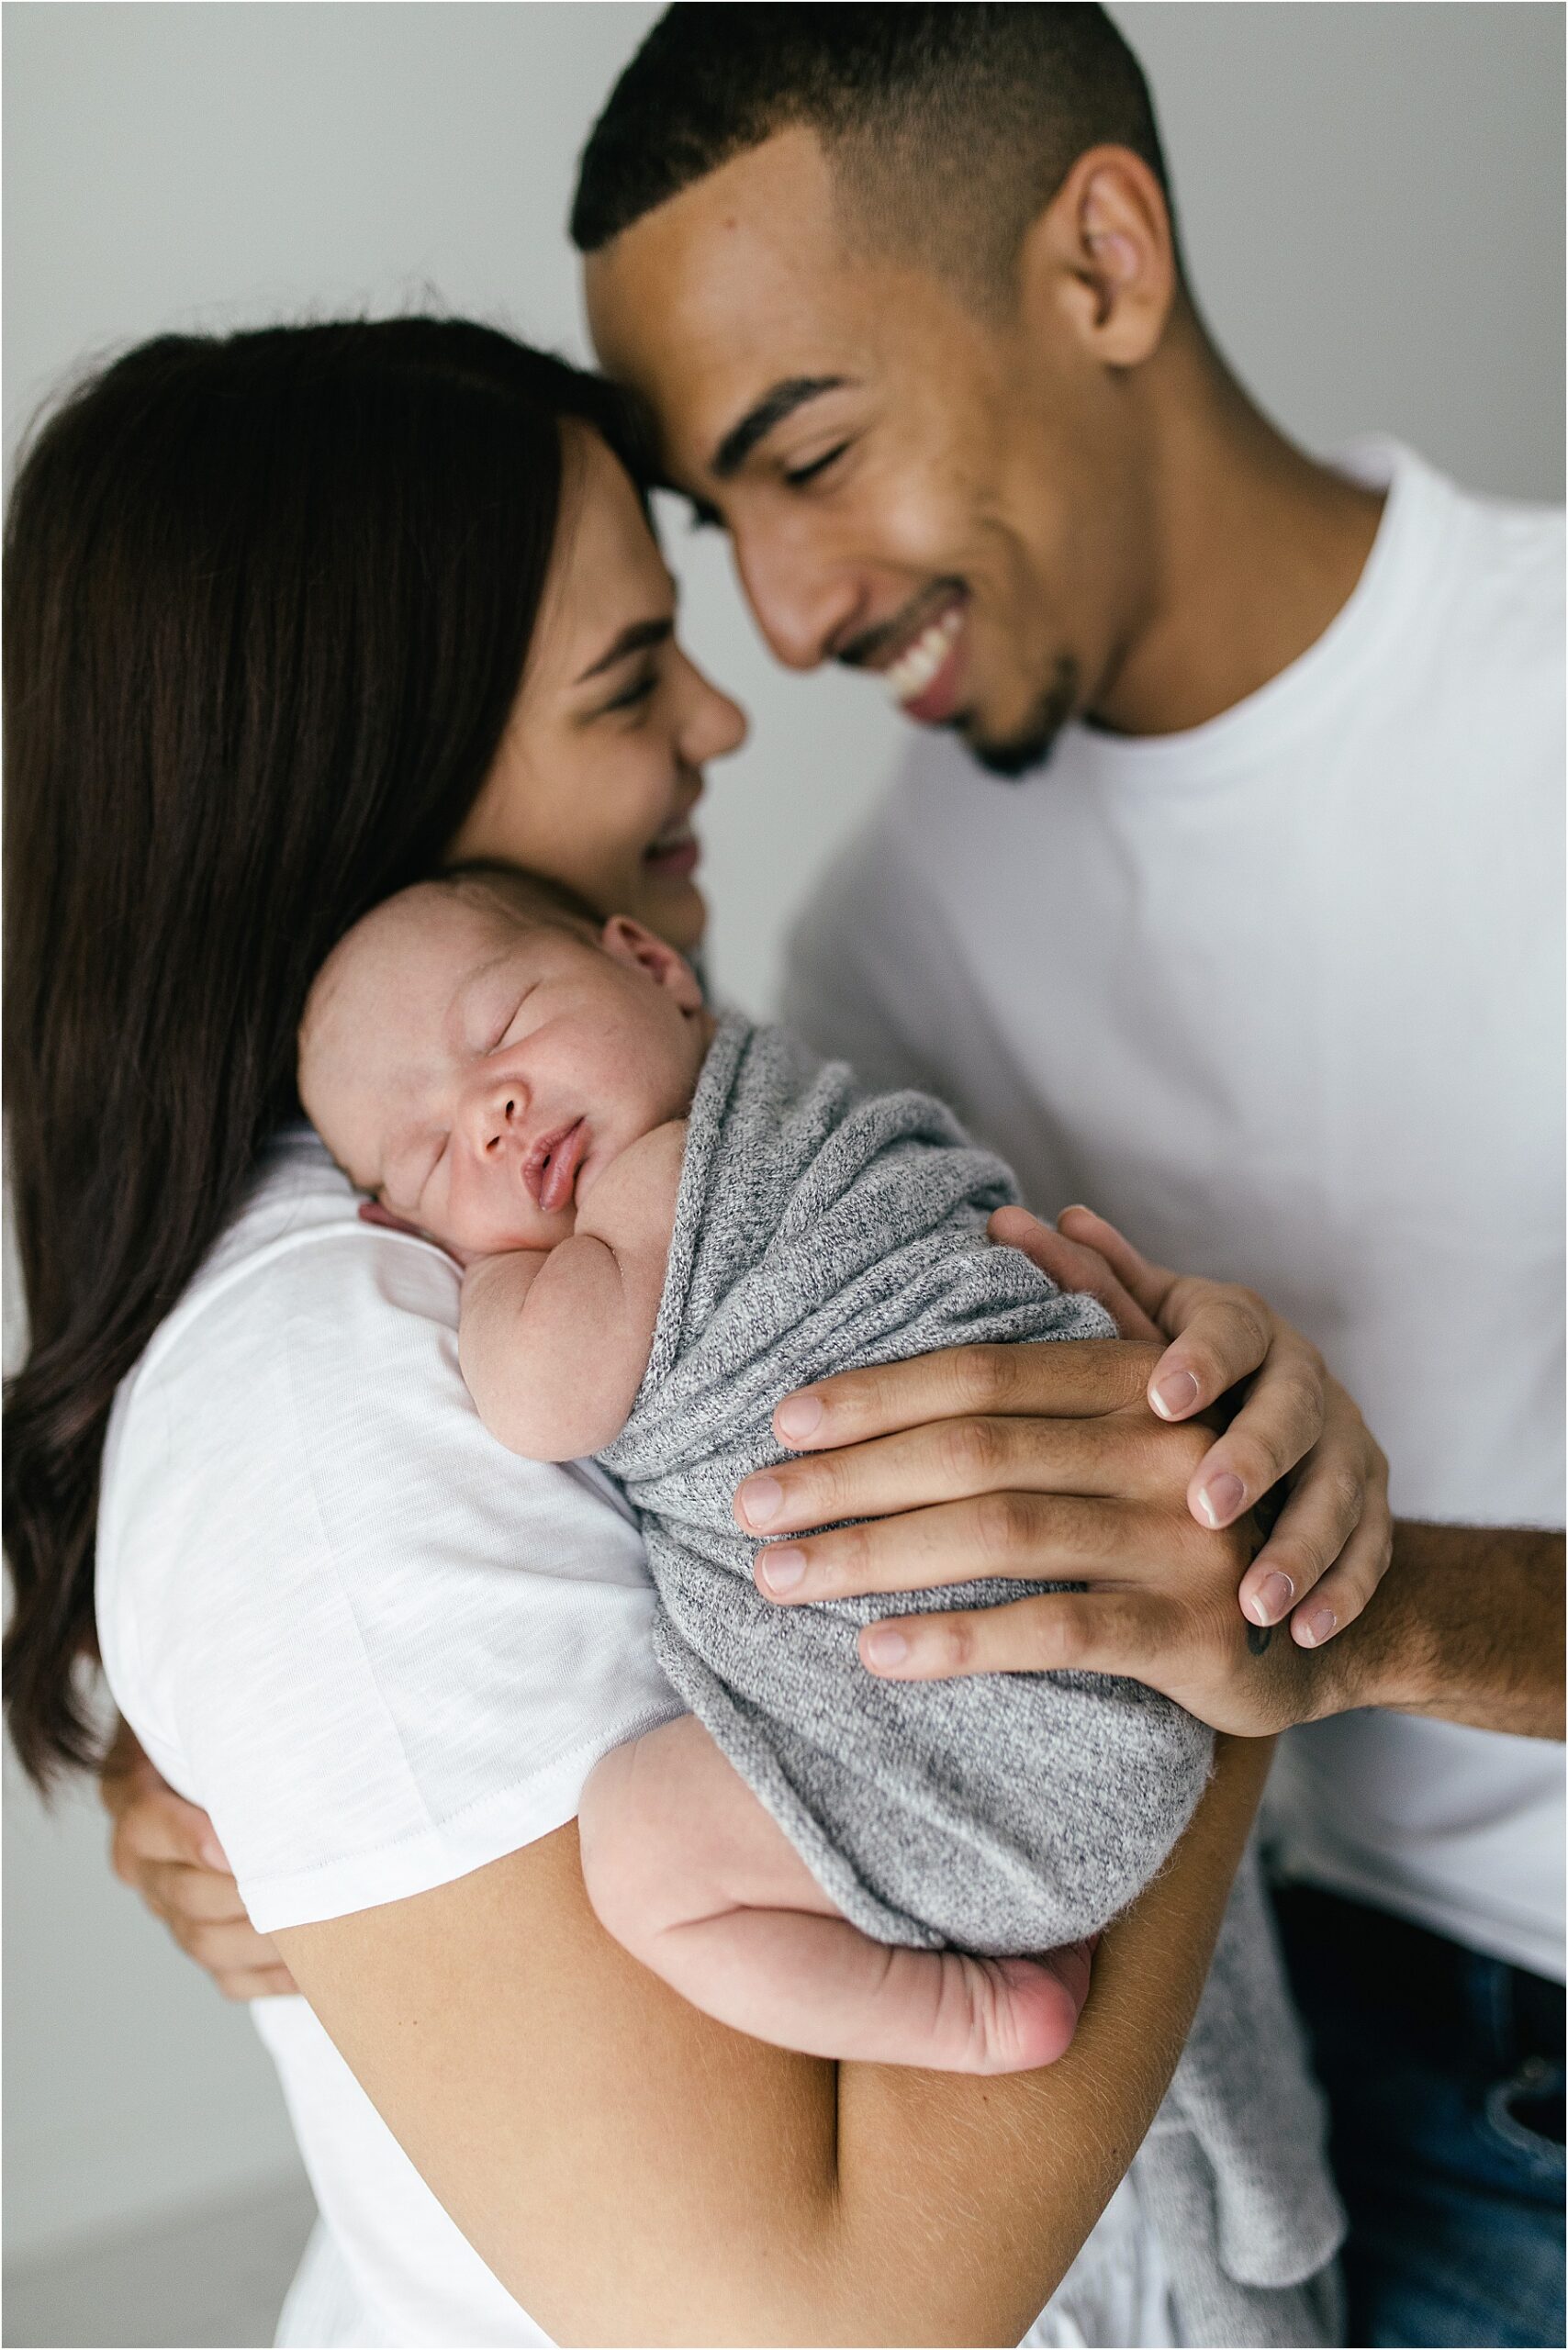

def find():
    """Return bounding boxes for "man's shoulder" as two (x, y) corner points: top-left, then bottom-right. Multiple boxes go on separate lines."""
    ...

(1393, 447), (1562, 683)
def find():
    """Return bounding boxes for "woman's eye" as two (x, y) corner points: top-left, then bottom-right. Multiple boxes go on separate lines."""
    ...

(602, 670), (658, 716)
(783, 442), (851, 489)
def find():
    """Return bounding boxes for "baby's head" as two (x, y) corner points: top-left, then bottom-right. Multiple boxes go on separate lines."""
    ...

(299, 866), (711, 1259)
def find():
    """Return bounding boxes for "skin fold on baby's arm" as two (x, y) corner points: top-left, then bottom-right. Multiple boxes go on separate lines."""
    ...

(458, 1118), (688, 1462)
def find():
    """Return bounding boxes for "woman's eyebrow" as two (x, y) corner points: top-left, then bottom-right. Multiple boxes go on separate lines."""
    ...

(574, 613), (674, 686)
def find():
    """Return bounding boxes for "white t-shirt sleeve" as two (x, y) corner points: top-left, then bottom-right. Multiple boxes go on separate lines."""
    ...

(96, 1168), (678, 1934)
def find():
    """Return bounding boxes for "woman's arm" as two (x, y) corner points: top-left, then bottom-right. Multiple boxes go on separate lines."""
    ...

(100, 1718), (295, 1999)
(274, 1734), (1269, 2349)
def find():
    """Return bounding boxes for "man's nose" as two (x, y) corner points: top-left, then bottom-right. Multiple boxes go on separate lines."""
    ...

(734, 528), (864, 674)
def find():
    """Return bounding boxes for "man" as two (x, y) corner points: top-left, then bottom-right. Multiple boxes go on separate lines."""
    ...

(571, 7), (1565, 2344)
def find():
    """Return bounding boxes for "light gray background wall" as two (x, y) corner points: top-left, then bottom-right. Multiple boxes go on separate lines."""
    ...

(5, 0), (1562, 2291)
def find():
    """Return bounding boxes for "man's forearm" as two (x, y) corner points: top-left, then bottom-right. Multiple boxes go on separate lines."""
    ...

(1326, 1520), (1565, 1738)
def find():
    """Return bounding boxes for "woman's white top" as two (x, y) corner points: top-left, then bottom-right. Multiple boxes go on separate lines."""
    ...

(95, 1129), (1172, 2348)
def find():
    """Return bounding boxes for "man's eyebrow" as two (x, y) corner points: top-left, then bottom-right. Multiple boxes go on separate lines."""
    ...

(574, 612), (675, 686)
(711, 376), (849, 482)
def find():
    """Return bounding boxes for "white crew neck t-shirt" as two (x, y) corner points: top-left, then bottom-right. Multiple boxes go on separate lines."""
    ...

(95, 1128), (1172, 2347)
(786, 441), (1565, 1984)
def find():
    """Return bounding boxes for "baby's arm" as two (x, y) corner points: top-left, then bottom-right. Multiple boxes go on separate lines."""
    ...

(579, 1716), (1093, 2076)
(459, 1120), (686, 1461)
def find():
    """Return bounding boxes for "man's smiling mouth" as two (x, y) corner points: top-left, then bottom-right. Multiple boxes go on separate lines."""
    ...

(883, 601), (965, 715)
(840, 584), (969, 725)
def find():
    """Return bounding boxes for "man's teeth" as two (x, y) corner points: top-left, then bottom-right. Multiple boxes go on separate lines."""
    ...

(647, 820), (693, 853)
(884, 606), (963, 705)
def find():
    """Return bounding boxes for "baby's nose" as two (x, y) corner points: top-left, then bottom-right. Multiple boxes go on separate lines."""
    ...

(481, 1087), (522, 1151)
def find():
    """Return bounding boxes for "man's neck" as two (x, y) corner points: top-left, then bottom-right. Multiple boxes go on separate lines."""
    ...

(1090, 330), (1386, 739)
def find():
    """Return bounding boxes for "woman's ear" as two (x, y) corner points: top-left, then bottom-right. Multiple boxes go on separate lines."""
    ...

(599, 914), (705, 1012)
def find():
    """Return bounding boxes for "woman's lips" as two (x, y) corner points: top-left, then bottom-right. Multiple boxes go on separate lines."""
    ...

(644, 817), (700, 878)
(527, 1118), (588, 1214)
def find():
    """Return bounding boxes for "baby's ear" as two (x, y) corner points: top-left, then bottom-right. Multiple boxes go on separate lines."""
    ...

(599, 915), (704, 1013)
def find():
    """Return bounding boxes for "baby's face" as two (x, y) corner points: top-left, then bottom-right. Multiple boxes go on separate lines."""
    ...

(300, 880), (711, 1258)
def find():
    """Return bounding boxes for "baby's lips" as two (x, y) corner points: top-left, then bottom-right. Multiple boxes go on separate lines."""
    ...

(530, 1116), (588, 1215)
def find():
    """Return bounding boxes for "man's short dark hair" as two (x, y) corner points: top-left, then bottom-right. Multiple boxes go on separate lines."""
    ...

(571, 5), (1171, 303)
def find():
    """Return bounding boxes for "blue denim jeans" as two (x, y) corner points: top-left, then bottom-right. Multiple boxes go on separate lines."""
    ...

(1272, 1883), (1565, 2348)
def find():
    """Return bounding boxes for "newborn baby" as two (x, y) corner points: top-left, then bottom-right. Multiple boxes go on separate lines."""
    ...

(299, 864), (1204, 2076)
(299, 866), (1351, 2338)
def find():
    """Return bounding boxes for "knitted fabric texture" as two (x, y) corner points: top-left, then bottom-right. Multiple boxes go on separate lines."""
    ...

(599, 1016), (1343, 2342)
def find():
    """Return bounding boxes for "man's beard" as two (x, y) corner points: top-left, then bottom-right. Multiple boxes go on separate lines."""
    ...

(963, 654), (1080, 780)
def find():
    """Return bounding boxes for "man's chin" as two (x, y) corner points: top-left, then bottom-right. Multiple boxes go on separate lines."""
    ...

(958, 656), (1080, 781)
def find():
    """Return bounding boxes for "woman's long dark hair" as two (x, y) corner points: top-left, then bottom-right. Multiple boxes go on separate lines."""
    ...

(4, 316), (647, 1786)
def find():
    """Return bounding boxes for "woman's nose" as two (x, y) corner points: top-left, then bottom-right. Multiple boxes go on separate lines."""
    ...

(678, 652), (748, 767)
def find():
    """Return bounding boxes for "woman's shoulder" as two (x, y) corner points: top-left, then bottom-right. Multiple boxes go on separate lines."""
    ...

(97, 1127), (674, 1933)
(130, 1124), (463, 1382)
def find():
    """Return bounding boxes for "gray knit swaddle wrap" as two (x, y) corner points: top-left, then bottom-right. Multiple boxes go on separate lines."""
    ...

(600, 1018), (1343, 2344)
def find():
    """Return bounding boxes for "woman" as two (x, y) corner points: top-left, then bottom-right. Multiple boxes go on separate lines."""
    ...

(6, 317), (1371, 2345)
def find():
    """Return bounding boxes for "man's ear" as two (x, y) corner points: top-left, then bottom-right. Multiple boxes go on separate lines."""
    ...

(1023, 145), (1177, 368)
(599, 915), (705, 1012)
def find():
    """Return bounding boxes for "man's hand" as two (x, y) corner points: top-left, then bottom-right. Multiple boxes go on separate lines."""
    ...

(994, 1206), (1394, 1649)
(101, 1718), (295, 1999)
(737, 1333), (1344, 1736)
(734, 1207), (1394, 1735)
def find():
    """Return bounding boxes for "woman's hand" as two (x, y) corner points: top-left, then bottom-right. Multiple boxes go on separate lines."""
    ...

(735, 1207), (1391, 1737)
(100, 1718), (296, 1999)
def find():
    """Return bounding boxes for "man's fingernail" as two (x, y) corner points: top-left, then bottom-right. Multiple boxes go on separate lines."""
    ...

(200, 1835), (230, 1871)
(1196, 1472), (1247, 1528)
(757, 1545), (806, 1596)
(1152, 1370), (1201, 1420)
(1246, 1571), (1295, 1626)
(776, 1392), (824, 1443)
(863, 1625), (909, 1670)
(737, 1474), (783, 1529)
(1297, 1604), (1338, 1648)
